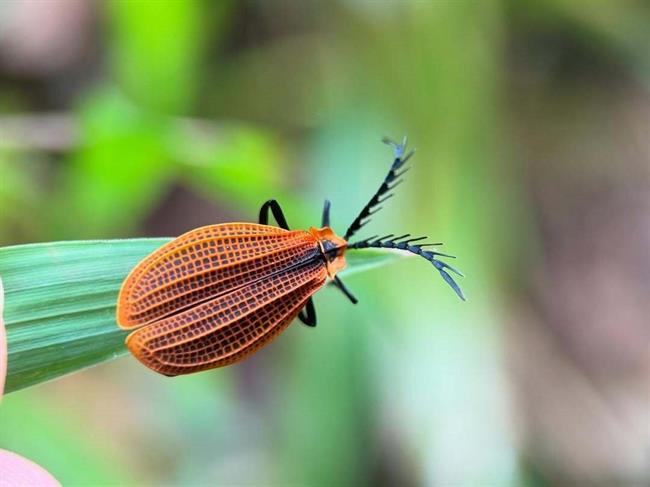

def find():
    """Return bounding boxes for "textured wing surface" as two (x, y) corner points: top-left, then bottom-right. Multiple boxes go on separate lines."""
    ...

(117, 223), (320, 329)
(125, 259), (327, 376)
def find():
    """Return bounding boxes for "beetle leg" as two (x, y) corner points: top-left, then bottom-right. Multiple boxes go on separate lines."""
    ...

(259, 199), (291, 230)
(333, 276), (358, 304)
(321, 199), (331, 228)
(298, 298), (317, 327)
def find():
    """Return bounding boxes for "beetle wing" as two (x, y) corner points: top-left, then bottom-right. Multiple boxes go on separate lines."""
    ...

(117, 223), (320, 329)
(125, 259), (327, 376)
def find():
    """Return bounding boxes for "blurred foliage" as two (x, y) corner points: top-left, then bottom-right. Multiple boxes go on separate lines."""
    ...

(107, 0), (204, 112)
(50, 91), (175, 238)
(47, 89), (286, 239)
(0, 392), (135, 485)
(0, 0), (648, 486)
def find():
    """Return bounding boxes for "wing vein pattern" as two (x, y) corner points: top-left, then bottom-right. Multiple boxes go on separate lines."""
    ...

(117, 223), (329, 375)
(117, 223), (321, 328)
(126, 259), (327, 375)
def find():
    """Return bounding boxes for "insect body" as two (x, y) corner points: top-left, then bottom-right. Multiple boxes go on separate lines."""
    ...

(117, 138), (464, 376)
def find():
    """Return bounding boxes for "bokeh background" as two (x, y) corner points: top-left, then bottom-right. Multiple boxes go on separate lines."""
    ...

(0, 1), (648, 486)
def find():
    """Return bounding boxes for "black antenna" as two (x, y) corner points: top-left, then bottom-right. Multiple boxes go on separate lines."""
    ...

(348, 235), (465, 301)
(343, 137), (414, 241)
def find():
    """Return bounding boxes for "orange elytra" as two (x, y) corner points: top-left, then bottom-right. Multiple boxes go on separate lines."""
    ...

(116, 138), (464, 376)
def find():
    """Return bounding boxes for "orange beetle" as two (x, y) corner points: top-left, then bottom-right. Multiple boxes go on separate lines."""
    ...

(117, 138), (464, 376)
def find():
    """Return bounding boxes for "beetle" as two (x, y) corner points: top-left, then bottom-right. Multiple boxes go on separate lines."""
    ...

(116, 137), (464, 376)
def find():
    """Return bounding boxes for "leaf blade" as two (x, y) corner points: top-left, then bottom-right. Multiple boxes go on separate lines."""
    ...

(0, 238), (407, 393)
(1, 239), (168, 393)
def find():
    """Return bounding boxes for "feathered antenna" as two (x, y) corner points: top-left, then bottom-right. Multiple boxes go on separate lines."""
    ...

(343, 137), (414, 241)
(347, 235), (465, 301)
(343, 137), (465, 300)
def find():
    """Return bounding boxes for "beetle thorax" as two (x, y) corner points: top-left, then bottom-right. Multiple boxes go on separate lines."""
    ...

(309, 227), (347, 277)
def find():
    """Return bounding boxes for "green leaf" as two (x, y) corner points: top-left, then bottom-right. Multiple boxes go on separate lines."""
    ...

(340, 248), (408, 279)
(0, 239), (407, 394)
(0, 239), (168, 394)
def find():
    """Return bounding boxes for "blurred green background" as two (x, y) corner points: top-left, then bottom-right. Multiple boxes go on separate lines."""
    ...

(0, 1), (648, 486)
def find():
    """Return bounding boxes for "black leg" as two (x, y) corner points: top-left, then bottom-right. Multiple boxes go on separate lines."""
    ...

(321, 199), (331, 228)
(333, 276), (358, 304)
(259, 200), (317, 325)
(259, 199), (290, 230)
(298, 298), (317, 327)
